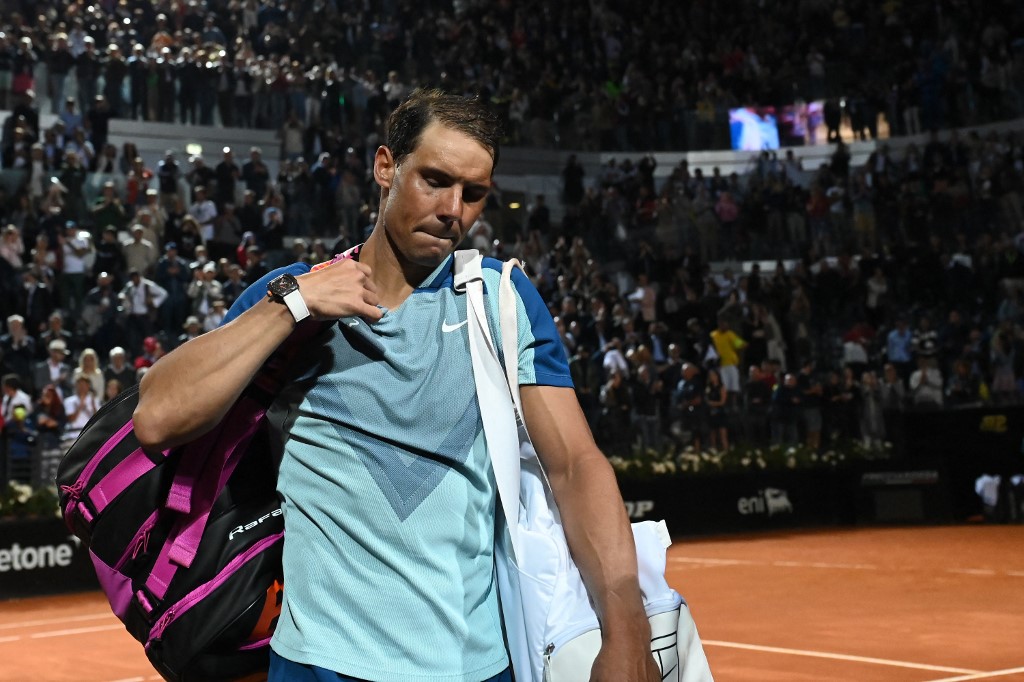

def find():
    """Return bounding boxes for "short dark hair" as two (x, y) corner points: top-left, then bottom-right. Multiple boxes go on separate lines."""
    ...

(385, 88), (501, 171)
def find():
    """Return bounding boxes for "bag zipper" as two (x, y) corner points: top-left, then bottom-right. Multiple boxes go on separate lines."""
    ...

(543, 593), (683, 655)
(60, 417), (136, 511)
(113, 510), (160, 571)
(146, 531), (284, 645)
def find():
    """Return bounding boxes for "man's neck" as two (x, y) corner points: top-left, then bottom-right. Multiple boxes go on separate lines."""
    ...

(359, 229), (438, 310)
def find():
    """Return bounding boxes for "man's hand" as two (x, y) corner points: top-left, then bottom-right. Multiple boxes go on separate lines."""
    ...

(298, 259), (383, 322)
(591, 638), (661, 681)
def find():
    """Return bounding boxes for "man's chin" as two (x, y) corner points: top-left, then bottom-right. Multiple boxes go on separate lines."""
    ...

(411, 239), (457, 266)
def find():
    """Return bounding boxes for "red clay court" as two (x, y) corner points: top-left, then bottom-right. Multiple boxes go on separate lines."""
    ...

(1, 524), (1022, 681)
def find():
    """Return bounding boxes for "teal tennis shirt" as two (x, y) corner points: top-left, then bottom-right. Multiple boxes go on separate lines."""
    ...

(225, 252), (571, 681)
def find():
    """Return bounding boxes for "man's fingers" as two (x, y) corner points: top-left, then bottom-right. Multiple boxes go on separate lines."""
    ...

(360, 302), (384, 322)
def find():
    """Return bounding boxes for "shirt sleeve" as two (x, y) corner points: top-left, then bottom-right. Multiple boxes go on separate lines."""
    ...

(507, 264), (572, 388)
(222, 262), (311, 325)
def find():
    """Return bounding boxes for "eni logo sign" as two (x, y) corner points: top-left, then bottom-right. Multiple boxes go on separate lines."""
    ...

(979, 415), (1008, 433)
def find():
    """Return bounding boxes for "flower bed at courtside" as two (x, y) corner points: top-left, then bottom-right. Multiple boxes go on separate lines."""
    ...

(0, 442), (895, 517)
(0, 482), (60, 521)
(607, 440), (895, 479)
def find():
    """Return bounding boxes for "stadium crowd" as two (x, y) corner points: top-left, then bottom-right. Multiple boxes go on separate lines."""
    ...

(0, 0), (1019, 151)
(0, 0), (1024, 486)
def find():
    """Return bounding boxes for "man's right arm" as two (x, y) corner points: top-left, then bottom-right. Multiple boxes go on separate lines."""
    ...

(133, 259), (381, 452)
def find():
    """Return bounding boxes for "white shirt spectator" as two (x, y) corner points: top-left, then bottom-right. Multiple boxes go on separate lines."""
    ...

(63, 391), (100, 441)
(602, 345), (630, 378)
(1, 388), (32, 422)
(63, 230), (91, 275)
(120, 277), (169, 315)
(189, 199), (219, 241)
(910, 364), (944, 406)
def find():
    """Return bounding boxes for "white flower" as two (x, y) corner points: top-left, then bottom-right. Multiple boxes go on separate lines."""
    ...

(12, 483), (32, 504)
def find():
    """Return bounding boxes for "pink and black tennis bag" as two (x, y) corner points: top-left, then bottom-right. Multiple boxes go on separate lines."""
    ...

(55, 327), (316, 682)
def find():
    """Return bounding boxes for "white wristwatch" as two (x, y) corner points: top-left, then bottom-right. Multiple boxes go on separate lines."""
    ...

(267, 273), (310, 323)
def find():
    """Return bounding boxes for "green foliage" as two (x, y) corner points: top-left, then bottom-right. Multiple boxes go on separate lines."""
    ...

(0, 482), (60, 520)
(608, 440), (894, 479)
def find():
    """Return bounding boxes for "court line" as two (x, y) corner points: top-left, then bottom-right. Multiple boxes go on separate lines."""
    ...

(0, 612), (112, 630)
(670, 557), (759, 566)
(0, 623), (125, 643)
(925, 666), (1024, 681)
(702, 639), (980, 674)
(672, 556), (1024, 577)
(30, 624), (125, 638)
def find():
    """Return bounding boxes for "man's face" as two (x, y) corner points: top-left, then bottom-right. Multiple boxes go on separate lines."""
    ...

(375, 121), (493, 269)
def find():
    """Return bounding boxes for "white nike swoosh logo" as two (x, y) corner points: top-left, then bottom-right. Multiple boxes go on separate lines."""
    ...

(347, 319), (359, 327)
(441, 320), (468, 333)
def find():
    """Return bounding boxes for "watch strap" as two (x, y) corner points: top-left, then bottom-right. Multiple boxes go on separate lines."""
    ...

(282, 289), (310, 322)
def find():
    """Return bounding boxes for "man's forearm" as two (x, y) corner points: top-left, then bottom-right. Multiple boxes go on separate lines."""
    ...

(548, 454), (650, 638)
(134, 297), (296, 451)
(522, 385), (650, 640)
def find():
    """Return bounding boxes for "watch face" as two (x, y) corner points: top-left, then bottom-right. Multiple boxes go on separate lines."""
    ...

(268, 273), (298, 298)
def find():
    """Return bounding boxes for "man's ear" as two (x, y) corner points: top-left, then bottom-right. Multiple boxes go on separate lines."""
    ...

(374, 145), (395, 189)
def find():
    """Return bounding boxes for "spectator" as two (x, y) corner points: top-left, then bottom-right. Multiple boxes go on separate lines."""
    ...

(631, 363), (663, 453)
(62, 374), (99, 445)
(945, 358), (982, 406)
(118, 269), (167, 357)
(771, 373), (802, 446)
(103, 346), (135, 389)
(704, 368), (729, 451)
(744, 365), (773, 445)
(17, 269), (54, 336)
(156, 149), (181, 209)
(32, 339), (73, 399)
(188, 185), (218, 242)
(33, 383), (66, 448)
(886, 316), (914, 382)
(0, 373), (32, 422)
(241, 146), (270, 199)
(73, 347), (105, 399)
(154, 242), (192, 333)
(673, 362), (706, 451)
(123, 224), (158, 277)
(75, 37), (100, 112)
(0, 315), (36, 386)
(709, 317), (747, 406)
(910, 352), (945, 408)
(46, 34), (75, 115)
(214, 146), (240, 209)
(599, 368), (632, 454)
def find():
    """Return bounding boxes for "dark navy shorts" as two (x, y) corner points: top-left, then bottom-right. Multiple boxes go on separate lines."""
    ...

(269, 650), (513, 682)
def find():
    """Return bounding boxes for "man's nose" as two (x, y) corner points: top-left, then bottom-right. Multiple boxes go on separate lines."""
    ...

(439, 187), (464, 225)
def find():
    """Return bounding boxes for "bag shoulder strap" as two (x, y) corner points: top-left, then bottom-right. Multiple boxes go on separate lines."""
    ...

(498, 258), (525, 419)
(457, 249), (523, 558)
